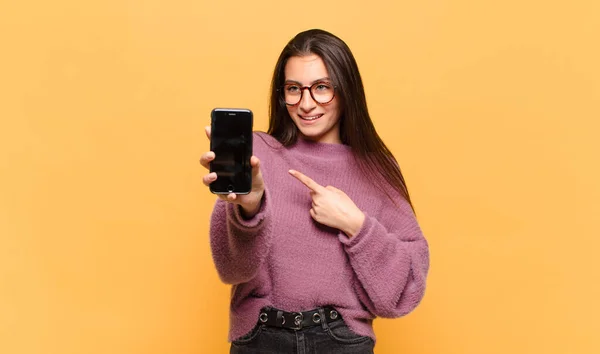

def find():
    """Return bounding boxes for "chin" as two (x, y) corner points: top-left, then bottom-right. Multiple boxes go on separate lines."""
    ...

(302, 130), (336, 144)
(297, 126), (323, 138)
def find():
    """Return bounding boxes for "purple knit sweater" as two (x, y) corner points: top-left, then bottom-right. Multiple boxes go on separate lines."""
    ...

(209, 132), (429, 343)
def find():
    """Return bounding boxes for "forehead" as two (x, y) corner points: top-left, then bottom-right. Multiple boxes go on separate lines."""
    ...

(284, 54), (330, 83)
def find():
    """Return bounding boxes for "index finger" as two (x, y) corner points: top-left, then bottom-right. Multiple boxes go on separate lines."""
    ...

(288, 169), (323, 192)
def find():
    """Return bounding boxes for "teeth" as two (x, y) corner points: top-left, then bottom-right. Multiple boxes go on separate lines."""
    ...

(302, 114), (322, 121)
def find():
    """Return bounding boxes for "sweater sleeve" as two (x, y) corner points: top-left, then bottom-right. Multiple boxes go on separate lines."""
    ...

(209, 188), (273, 285)
(338, 196), (429, 318)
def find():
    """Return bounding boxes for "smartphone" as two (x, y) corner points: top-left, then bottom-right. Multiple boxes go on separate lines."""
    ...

(209, 108), (253, 194)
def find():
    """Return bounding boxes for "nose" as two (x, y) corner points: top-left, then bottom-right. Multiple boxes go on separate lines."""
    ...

(299, 87), (317, 112)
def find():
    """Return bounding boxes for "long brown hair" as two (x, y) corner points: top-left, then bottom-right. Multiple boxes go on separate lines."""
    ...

(267, 29), (415, 212)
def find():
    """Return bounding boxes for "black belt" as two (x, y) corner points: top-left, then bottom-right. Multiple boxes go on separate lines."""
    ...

(258, 306), (341, 330)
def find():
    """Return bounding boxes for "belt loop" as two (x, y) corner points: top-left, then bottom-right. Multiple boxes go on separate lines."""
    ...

(318, 307), (328, 330)
(276, 310), (284, 326)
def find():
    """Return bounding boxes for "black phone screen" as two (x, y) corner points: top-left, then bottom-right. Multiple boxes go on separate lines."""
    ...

(209, 108), (253, 194)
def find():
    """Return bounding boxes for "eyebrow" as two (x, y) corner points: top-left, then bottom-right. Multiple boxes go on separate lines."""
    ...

(284, 77), (331, 85)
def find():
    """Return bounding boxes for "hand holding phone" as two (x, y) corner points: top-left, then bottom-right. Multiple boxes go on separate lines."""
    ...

(200, 108), (265, 218)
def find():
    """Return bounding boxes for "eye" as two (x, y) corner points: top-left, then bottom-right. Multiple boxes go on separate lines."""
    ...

(315, 83), (332, 91)
(285, 85), (300, 93)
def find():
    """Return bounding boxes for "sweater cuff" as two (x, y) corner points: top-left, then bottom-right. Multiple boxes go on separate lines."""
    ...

(338, 213), (372, 250)
(226, 189), (269, 231)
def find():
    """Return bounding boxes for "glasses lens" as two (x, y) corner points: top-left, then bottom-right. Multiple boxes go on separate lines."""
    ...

(283, 84), (302, 105)
(282, 82), (335, 105)
(311, 82), (334, 104)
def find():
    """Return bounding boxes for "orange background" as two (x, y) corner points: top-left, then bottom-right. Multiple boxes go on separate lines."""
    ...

(1, 1), (599, 353)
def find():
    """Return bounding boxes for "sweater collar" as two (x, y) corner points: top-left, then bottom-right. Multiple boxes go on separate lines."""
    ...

(291, 137), (353, 158)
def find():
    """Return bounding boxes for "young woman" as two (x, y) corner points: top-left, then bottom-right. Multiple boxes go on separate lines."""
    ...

(200, 29), (430, 354)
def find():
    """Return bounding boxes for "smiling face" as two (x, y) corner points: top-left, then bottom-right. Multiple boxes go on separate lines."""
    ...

(284, 54), (342, 144)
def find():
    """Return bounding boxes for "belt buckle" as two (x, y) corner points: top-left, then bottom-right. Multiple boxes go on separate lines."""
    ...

(290, 311), (304, 330)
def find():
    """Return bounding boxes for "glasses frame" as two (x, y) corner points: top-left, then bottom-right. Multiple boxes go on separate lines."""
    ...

(278, 81), (337, 106)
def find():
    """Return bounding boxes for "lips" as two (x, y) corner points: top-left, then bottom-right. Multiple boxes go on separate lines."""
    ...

(299, 114), (323, 121)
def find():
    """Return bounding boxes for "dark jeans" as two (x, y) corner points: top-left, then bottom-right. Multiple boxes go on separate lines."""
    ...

(230, 318), (374, 354)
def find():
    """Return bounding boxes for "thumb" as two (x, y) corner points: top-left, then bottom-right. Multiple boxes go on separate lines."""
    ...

(250, 156), (262, 178)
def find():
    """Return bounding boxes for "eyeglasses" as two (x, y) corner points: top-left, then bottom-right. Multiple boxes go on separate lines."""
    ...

(280, 81), (337, 106)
